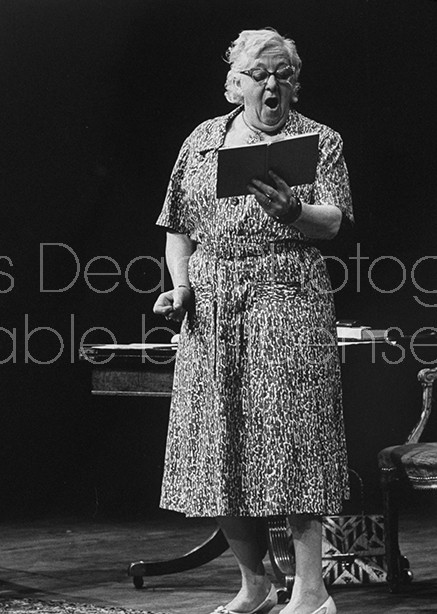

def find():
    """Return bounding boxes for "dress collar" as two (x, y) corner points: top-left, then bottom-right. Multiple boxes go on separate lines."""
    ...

(195, 106), (242, 153)
(195, 106), (299, 153)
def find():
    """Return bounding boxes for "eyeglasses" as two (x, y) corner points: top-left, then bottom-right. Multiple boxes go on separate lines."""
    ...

(239, 65), (295, 84)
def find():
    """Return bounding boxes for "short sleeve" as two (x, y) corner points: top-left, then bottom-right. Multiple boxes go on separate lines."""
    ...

(156, 137), (195, 236)
(313, 130), (353, 223)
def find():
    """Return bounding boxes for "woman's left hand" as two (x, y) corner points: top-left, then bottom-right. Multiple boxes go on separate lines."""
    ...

(247, 170), (300, 221)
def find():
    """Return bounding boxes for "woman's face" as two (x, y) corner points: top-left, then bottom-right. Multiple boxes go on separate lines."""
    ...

(237, 46), (294, 133)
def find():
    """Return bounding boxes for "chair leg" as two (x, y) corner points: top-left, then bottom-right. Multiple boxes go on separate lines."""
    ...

(382, 479), (413, 592)
(266, 516), (294, 603)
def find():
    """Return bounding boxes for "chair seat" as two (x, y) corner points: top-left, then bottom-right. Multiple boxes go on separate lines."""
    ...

(378, 442), (437, 489)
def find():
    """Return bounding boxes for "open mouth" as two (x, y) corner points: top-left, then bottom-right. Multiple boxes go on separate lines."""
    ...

(265, 96), (279, 109)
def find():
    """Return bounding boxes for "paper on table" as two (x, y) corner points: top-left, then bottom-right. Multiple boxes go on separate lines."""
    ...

(89, 343), (177, 350)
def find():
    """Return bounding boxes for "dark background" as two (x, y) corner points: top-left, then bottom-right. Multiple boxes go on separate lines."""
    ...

(1, 0), (436, 519)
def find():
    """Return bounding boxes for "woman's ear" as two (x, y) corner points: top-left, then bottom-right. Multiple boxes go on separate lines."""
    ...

(233, 75), (243, 96)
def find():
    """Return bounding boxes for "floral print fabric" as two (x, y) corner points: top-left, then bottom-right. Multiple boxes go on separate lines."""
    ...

(156, 107), (353, 517)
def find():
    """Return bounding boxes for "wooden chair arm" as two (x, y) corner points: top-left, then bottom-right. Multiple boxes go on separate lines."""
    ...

(406, 367), (437, 444)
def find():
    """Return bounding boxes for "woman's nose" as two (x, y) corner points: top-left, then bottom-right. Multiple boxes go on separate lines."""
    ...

(265, 74), (278, 89)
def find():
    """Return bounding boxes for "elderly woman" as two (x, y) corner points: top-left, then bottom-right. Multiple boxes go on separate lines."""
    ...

(153, 28), (353, 614)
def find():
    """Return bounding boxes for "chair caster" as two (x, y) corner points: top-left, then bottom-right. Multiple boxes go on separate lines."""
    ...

(399, 556), (413, 586)
(133, 575), (144, 589)
(401, 568), (414, 585)
(276, 588), (290, 604)
(128, 561), (147, 588)
(388, 557), (414, 593)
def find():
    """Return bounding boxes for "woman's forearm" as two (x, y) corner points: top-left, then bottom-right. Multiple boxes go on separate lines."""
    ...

(165, 231), (196, 288)
(292, 203), (342, 239)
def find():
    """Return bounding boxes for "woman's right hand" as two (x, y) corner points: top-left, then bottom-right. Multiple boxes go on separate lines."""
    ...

(153, 286), (193, 322)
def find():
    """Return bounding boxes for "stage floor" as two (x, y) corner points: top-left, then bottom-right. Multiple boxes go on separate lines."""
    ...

(0, 507), (436, 614)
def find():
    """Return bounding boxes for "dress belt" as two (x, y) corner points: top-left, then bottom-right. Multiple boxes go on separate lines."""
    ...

(197, 239), (303, 260)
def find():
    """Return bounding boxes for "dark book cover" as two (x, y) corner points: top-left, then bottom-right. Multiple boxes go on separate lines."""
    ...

(216, 132), (319, 198)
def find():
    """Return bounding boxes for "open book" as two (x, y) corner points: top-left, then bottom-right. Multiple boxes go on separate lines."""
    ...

(216, 132), (319, 198)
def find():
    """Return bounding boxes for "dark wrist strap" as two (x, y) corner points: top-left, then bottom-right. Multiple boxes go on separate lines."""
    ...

(274, 196), (302, 225)
(177, 284), (192, 292)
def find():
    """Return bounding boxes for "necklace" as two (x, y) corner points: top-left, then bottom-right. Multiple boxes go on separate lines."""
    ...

(242, 112), (263, 136)
(241, 112), (265, 143)
(241, 112), (285, 144)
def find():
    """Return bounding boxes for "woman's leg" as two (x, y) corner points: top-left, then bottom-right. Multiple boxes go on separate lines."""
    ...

(216, 516), (272, 612)
(282, 514), (330, 614)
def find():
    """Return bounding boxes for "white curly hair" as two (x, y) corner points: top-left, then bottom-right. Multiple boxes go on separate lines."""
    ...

(224, 28), (302, 106)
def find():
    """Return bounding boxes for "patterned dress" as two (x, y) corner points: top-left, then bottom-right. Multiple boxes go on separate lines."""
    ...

(156, 106), (353, 517)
